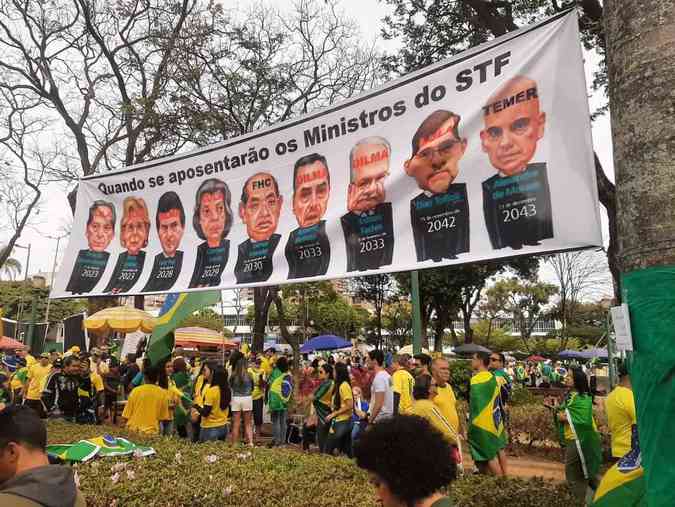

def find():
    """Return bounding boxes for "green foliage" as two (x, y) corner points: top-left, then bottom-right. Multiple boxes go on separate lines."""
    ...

(382, 300), (412, 348)
(45, 420), (576, 507)
(448, 359), (472, 400)
(449, 476), (576, 507)
(471, 320), (520, 351)
(509, 385), (539, 406)
(0, 281), (86, 322)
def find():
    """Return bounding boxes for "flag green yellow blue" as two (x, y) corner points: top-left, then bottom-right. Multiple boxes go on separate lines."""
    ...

(592, 464), (646, 507)
(46, 435), (155, 462)
(553, 391), (602, 479)
(468, 370), (504, 462)
(146, 291), (221, 365)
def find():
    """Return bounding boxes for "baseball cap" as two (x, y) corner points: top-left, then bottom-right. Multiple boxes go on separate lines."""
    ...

(40, 352), (50, 359)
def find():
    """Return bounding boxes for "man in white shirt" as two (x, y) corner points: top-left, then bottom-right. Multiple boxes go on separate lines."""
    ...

(368, 349), (393, 423)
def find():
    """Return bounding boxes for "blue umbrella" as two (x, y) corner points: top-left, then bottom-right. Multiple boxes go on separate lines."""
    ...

(578, 347), (608, 359)
(300, 335), (352, 353)
(558, 349), (585, 359)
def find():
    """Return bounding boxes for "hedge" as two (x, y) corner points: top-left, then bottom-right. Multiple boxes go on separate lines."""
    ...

(45, 421), (578, 507)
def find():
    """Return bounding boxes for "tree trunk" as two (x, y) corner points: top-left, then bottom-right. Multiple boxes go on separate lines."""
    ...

(273, 292), (300, 370)
(606, 1), (675, 504)
(252, 287), (273, 353)
(461, 307), (473, 343)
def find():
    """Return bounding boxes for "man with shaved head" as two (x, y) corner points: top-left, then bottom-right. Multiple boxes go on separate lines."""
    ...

(341, 137), (395, 272)
(405, 110), (470, 262)
(480, 75), (553, 250)
(234, 172), (283, 283)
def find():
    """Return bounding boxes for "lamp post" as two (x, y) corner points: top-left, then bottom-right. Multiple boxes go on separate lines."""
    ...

(43, 233), (69, 343)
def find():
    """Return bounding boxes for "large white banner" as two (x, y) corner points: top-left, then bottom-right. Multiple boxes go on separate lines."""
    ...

(51, 11), (601, 299)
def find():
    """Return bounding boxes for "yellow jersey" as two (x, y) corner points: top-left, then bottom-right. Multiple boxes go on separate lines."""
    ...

(90, 372), (105, 393)
(392, 368), (415, 414)
(605, 385), (636, 457)
(26, 363), (52, 401)
(122, 384), (170, 435)
(201, 385), (230, 428)
(410, 399), (458, 445)
(249, 367), (264, 400)
(335, 382), (354, 422)
(433, 383), (460, 435)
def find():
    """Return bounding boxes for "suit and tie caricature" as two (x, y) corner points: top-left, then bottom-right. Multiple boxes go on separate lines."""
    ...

(285, 154), (331, 279)
(143, 191), (185, 292)
(405, 110), (470, 262)
(234, 172), (283, 284)
(189, 179), (233, 288)
(65, 201), (116, 294)
(103, 197), (150, 294)
(480, 76), (553, 250)
(341, 137), (395, 272)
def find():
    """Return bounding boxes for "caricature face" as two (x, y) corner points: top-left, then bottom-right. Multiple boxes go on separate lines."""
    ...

(239, 173), (283, 242)
(121, 208), (148, 256)
(480, 82), (546, 176)
(86, 206), (114, 252)
(405, 117), (467, 194)
(293, 161), (330, 228)
(199, 192), (226, 248)
(158, 209), (184, 257)
(348, 143), (389, 213)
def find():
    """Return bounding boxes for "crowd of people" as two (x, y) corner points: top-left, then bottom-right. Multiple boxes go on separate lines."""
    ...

(0, 342), (638, 507)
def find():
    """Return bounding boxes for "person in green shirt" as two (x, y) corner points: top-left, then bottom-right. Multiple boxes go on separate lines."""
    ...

(354, 415), (455, 507)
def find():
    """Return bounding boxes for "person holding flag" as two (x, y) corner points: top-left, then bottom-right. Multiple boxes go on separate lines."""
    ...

(547, 367), (602, 503)
(468, 351), (506, 476)
(490, 352), (511, 476)
(267, 356), (293, 448)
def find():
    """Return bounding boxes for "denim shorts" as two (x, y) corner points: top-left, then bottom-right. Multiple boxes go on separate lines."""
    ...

(200, 425), (229, 442)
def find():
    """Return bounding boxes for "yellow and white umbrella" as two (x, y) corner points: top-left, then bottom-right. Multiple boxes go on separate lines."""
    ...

(397, 344), (430, 356)
(84, 306), (156, 334)
(175, 327), (236, 349)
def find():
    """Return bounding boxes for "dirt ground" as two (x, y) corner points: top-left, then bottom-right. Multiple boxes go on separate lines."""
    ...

(463, 449), (566, 481)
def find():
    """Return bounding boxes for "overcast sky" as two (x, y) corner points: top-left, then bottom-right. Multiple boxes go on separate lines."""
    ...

(6, 0), (614, 297)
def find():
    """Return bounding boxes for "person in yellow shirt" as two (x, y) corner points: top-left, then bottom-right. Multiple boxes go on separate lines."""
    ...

(19, 350), (36, 368)
(431, 358), (460, 439)
(324, 362), (353, 456)
(260, 347), (277, 377)
(411, 374), (458, 446)
(391, 354), (415, 415)
(9, 359), (28, 404)
(121, 360), (171, 435)
(88, 359), (105, 423)
(605, 362), (636, 459)
(249, 357), (265, 441)
(198, 362), (231, 442)
(24, 353), (52, 419)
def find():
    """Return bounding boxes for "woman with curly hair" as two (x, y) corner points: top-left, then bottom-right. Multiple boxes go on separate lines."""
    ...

(354, 415), (456, 507)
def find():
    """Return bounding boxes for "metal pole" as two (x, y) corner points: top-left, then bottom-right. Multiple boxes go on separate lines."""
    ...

(220, 290), (226, 364)
(411, 270), (422, 355)
(15, 243), (31, 339)
(606, 311), (617, 390)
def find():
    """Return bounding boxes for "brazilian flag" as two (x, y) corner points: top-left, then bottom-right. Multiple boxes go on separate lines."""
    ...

(468, 371), (504, 462)
(592, 465), (646, 506)
(46, 435), (155, 462)
(312, 379), (334, 424)
(147, 291), (221, 365)
(554, 392), (602, 479)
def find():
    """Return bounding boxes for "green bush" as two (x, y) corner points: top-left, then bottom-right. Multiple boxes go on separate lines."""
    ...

(448, 359), (472, 400)
(46, 421), (573, 507)
(509, 385), (539, 406)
